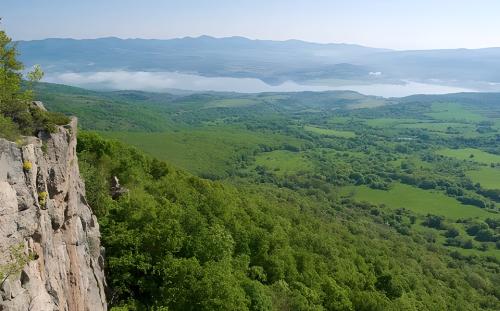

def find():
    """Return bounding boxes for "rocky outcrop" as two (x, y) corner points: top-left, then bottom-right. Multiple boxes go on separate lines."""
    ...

(0, 118), (107, 311)
(110, 176), (128, 200)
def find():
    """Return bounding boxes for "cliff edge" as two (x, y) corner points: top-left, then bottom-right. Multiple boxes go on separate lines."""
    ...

(0, 117), (107, 311)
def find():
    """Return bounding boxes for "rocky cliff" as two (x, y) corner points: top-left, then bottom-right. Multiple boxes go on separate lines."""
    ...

(0, 117), (107, 311)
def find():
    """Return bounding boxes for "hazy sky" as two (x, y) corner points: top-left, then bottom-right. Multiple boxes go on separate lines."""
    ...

(1, 0), (499, 50)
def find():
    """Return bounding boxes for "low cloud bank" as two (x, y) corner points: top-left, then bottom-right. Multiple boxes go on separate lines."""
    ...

(44, 71), (475, 97)
(45, 71), (329, 93)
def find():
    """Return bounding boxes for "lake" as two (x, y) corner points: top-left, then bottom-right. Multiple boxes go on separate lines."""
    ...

(45, 71), (475, 97)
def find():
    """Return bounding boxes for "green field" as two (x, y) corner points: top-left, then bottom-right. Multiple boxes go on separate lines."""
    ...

(346, 98), (386, 109)
(467, 167), (500, 189)
(103, 127), (304, 177)
(395, 121), (475, 132)
(437, 148), (500, 164)
(390, 155), (434, 170)
(304, 125), (356, 138)
(448, 246), (500, 259)
(205, 98), (258, 108)
(363, 118), (422, 127)
(254, 150), (313, 175)
(426, 102), (484, 122)
(394, 121), (484, 138)
(328, 116), (353, 124)
(341, 183), (494, 219)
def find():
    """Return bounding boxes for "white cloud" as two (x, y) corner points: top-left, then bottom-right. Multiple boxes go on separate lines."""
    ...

(46, 71), (334, 93)
(44, 71), (476, 97)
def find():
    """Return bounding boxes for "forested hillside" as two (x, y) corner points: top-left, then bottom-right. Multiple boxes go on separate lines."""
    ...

(78, 132), (499, 310)
(32, 81), (500, 310)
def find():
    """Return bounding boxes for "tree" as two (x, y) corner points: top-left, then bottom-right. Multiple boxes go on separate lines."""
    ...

(466, 221), (489, 236)
(0, 243), (34, 287)
(321, 278), (353, 311)
(475, 229), (495, 242)
(375, 273), (403, 299)
(0, 28), (28, 120)
(445, 227), (459, 238)
(27, 64), (44, 83)
(0, 27), (69, 139)
(463, 239), (474, 249)
(0, 113), (19, 140)
(26, 64), (44, 98)
(422, 214), (445, 230)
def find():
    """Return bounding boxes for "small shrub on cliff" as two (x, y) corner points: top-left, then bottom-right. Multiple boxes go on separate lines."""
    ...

(38, 191), (48, 208)
(28, 106), (70, 134)
(0, 244), (34, 287)
(0, 114), (19, 141)
(41, 141), (48, 154)
(22, 160), (32, 171)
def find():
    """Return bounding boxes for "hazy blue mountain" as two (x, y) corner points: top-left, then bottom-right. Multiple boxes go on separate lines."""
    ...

(16, 36), (387, 84)
(16, 36), (500, 87)
(360, 48), (500, 82)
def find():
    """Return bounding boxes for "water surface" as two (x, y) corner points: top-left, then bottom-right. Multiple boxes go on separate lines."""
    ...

(46, 71), (475, 97)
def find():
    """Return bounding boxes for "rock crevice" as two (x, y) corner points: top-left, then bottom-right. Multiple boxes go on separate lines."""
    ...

(0, 118), (107, 311)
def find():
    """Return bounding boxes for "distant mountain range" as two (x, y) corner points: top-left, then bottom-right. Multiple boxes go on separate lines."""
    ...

(15, 36), (500, 89)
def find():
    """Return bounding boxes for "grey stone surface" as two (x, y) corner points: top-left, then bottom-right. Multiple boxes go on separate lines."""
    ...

(0, 117), (107, 311)
(30, 101), (47, 111)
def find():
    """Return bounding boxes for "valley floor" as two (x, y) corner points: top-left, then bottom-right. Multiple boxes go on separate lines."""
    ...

(36, 83), (500, 310)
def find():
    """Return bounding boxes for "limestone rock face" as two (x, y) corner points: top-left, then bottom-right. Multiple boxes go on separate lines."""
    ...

(0, 118), (107, 311)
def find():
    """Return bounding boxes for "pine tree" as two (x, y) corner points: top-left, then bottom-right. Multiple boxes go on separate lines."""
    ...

(0, 24), (69, 139)
(0, 27), (28, 118)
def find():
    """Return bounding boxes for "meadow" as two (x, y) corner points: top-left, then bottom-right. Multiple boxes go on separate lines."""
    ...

(437, 148), (500, 164)
(426, 102), (485, 122)
(363, 118), (422, 127)
(254, 150), (313, 175)
(103, 127), (305, 177)
(467, 167), (500, 189)
(303, 125), (356, 138)
(340, 183), (493, 219)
